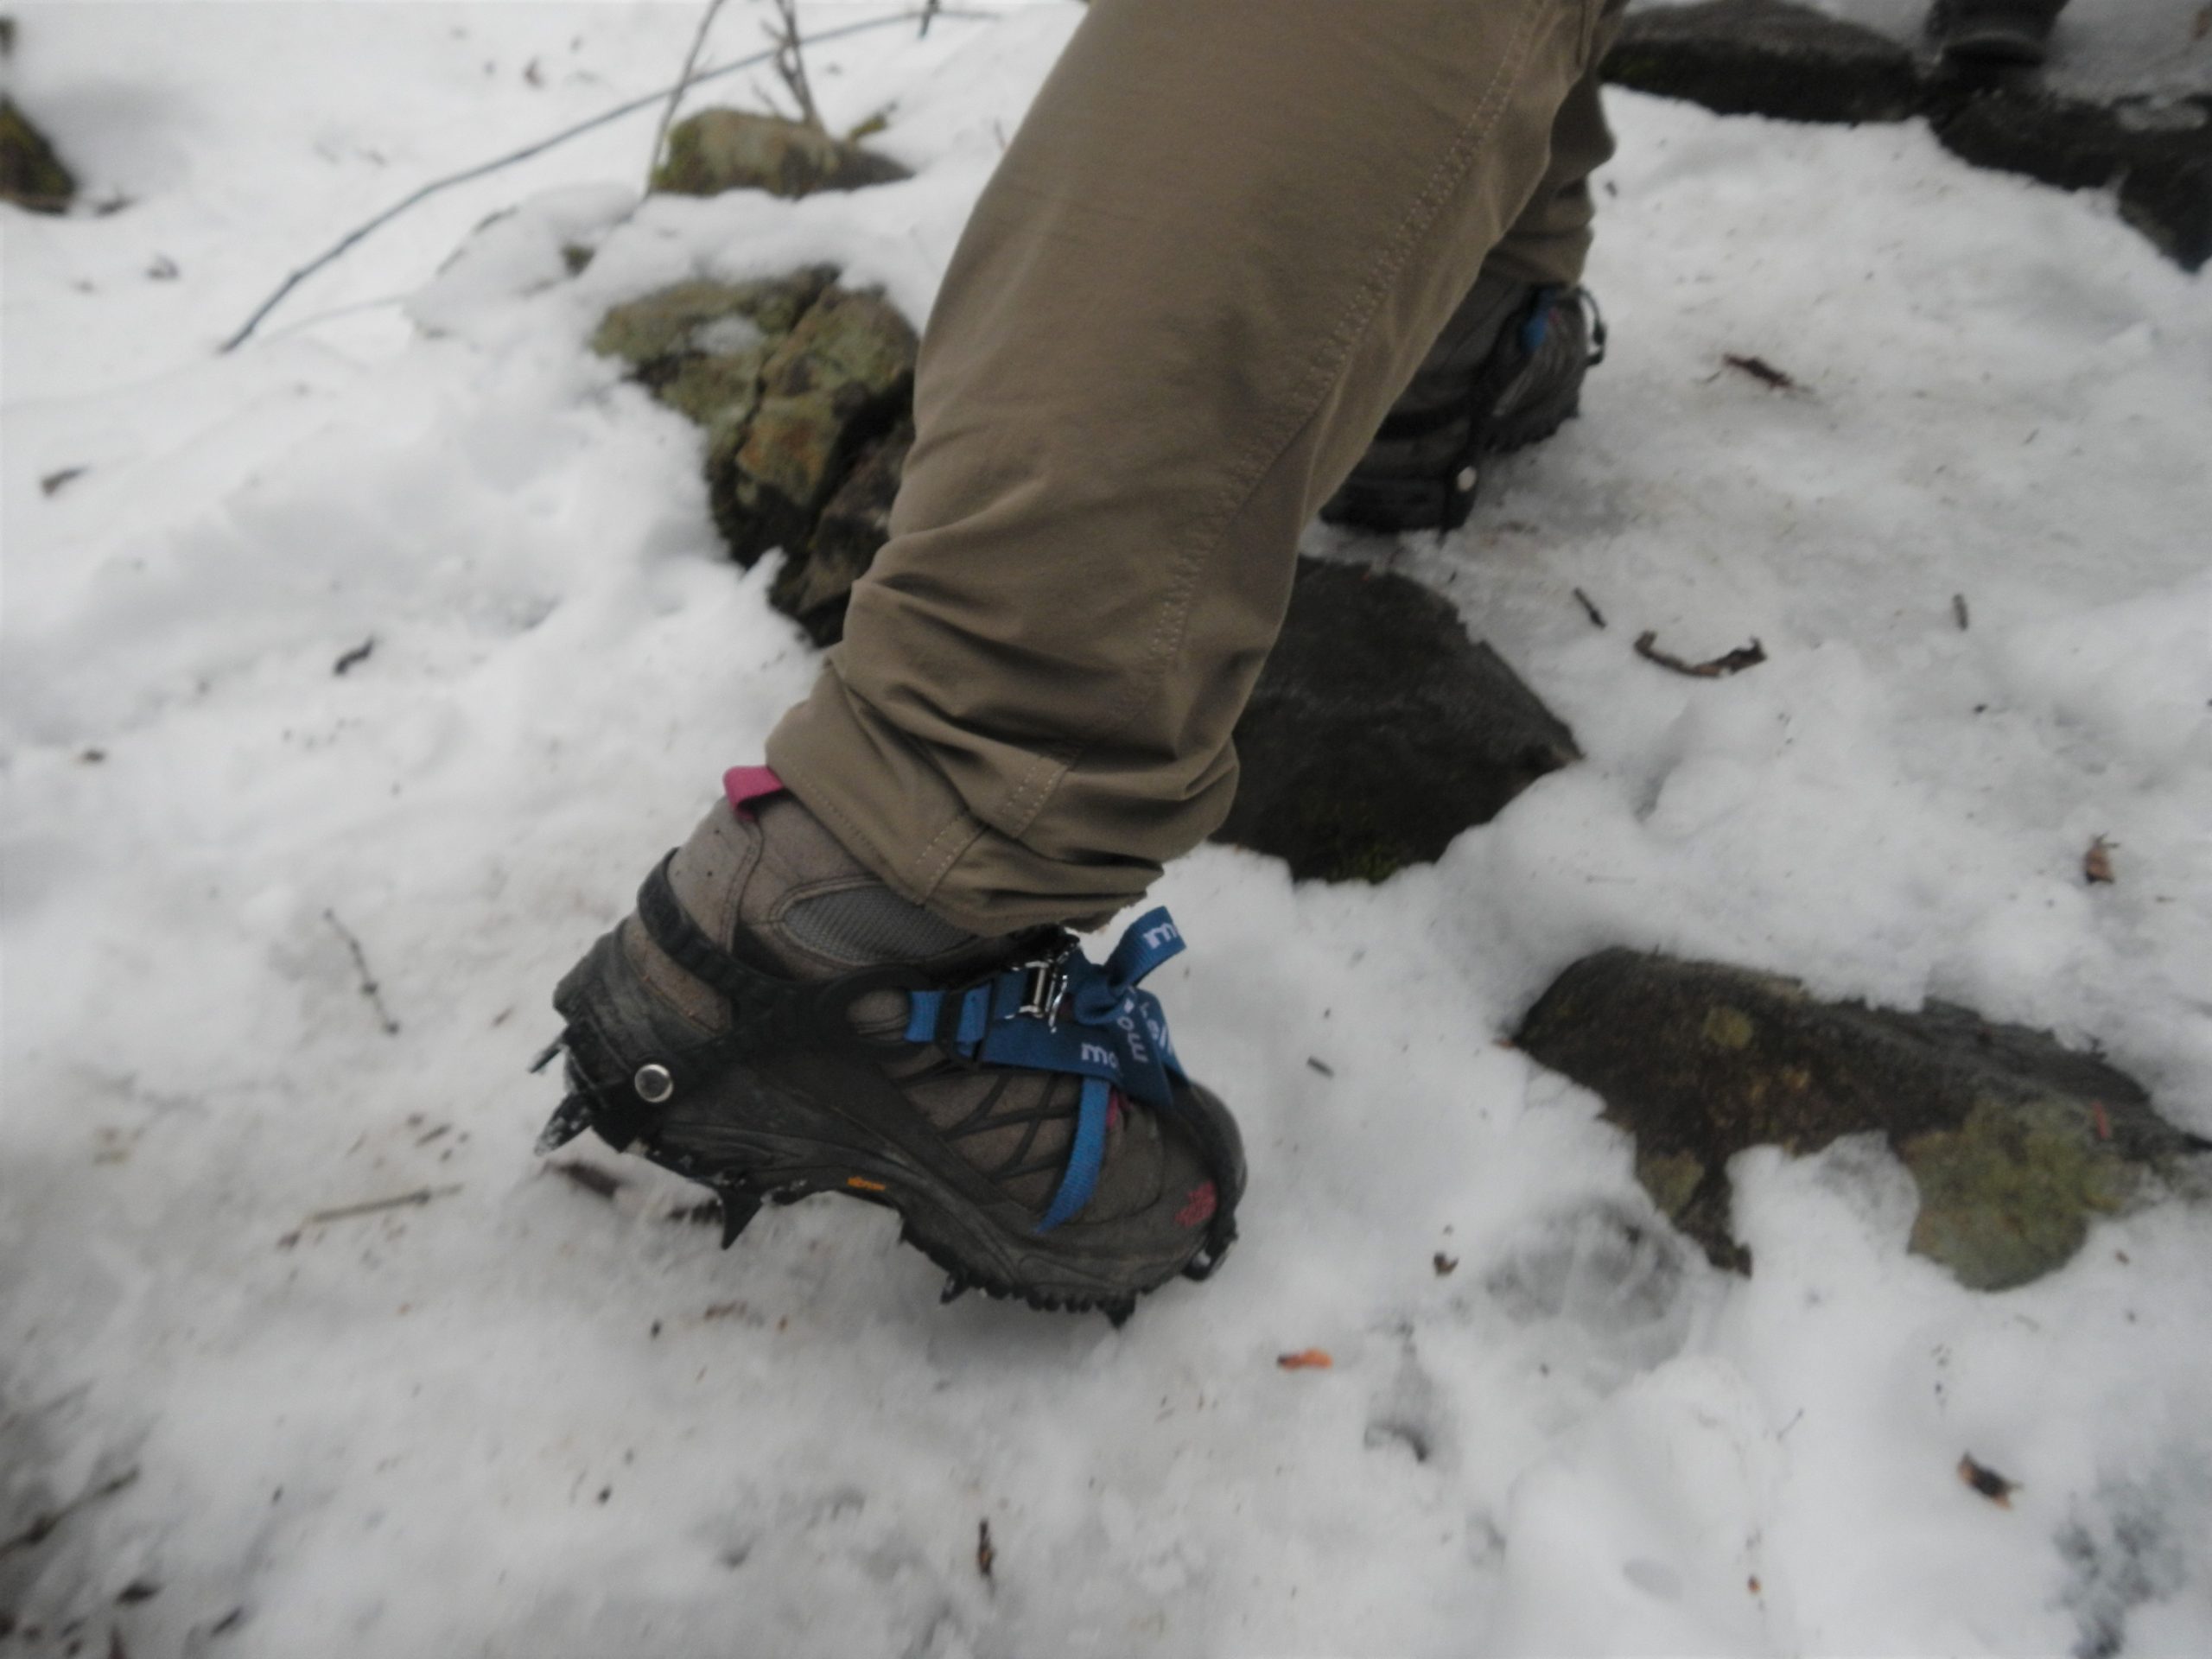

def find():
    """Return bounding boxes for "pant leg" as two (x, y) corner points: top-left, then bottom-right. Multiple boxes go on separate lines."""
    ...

(768, 0), (1611, 936)
(1483, 0), (1629, 289)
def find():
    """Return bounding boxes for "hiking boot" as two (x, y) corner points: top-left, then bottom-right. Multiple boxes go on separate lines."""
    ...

(536, 768), (1243, 1322)
(1930, 0), (2064, 68)
(1320, 272), (1605, 535)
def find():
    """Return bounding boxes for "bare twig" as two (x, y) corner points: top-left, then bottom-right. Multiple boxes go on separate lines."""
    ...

(220, 9), (984, 353)
(0, 1468), (141, 1562)
(1952, 593), (1970, 631)
(976, 1518), (995, 1580)
(303, 1185), (461, 1227)
(920, 0), (943, 37)
(646, 0), (731, 194)
(1572, 587), (1607, 628)
(765, 0), (825, 134)
(323, 908), (401, 1034)
(1722, 353), (1796, 391)
(332, 637), (374, 676)
(1633, 631), (1766, 679)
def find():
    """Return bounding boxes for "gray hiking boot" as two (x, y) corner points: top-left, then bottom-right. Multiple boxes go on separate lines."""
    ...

(537, 769), (1243, 1322)
(1320, 272), (1605, 535)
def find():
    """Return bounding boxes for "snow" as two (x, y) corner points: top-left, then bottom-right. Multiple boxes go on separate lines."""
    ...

(3, 3), (2209, 1656)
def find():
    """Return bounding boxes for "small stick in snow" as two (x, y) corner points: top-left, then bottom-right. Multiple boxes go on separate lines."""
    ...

(0, 1468), (140, 1561)
(324, 908), (401, 1034)
(1633, 631), (1767, 679)
(1306, 1056), (1335, 1077)
(40, 466), (87, 497)
(976, 1519), (995, 1581)
(1572, 587), (1607, 629)
(302, 1185), (461, 1227)
(1952, 594), (1970, 632)
(1722, 353), (1797, 391)
(332, 637), (375, 677)
(550, 1160), (626, 1201)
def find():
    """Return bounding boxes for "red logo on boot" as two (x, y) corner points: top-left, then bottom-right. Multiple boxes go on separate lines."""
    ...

(1176, 1181), (1218, 1229)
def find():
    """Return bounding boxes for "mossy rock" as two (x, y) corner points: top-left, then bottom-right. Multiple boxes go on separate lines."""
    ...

(1, 97), (75, 213)
(1211, 558), (1580, 883)
(652, 110), (909, 200)
(1517, 951), (2209, 1289)
(715, 288), (918, 564)
(594, 270), (918, 591)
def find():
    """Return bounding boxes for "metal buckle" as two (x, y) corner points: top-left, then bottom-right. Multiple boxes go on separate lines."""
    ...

(1017, 945), (1075, 1029)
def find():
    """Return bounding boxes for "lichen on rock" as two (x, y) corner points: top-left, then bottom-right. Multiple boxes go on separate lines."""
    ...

(593, 269), (918, 614)
(1516, 950), (2209, 1289)
(652, 109), (908, 200)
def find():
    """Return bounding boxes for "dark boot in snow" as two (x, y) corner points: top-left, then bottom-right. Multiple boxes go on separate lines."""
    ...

(537, 770), (1243, 1322)
(1320, 272), (1605, 535)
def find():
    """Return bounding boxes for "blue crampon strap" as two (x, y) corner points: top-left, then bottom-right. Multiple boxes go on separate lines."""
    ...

(1520, 285), (1558, 354)
(903, 906), (1190, 1235)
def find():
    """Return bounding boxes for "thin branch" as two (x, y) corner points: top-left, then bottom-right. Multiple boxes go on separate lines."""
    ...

(766, 0), (826, 134)
(646, 0), (731, 194)
(303, 1185), (462, 1227)
(324, 908), (401, 1035)
(220, 8), (984, 353)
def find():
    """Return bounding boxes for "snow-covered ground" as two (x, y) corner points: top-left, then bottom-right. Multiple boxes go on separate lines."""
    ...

(5, 3), (2209, 1655)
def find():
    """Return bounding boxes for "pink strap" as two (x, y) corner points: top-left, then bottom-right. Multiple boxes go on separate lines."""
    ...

(723, 766), (786, 818)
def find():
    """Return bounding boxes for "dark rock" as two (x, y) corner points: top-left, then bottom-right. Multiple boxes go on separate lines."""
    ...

(2120, 149), (2212, 273)
(1, 97), (75, 213)
(770, 420), (912, 645)
(1212, 558), (1580, 883)
(1603, 0), (1919, 126)
(652, 110), (908, 200)
(1517, 950), (2209, 1289)
(1929, 91), (2212, 271)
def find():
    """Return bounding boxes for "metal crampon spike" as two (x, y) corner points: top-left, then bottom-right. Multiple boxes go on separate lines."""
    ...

(534, 1096), (593, 1156)
(717, 1183), (765, 1249)
(1101, 1297), (1137, 1330)
(939, 1273), (970, 1306)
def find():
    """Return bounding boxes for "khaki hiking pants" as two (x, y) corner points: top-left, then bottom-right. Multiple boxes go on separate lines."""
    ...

(768, 0), (1629, 934)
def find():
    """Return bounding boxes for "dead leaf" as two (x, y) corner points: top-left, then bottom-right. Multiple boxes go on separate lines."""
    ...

(976, 1518), (995, 1580)
(1433, 1252), (1459, 1277)
(1276, 1349), (1333, 1371)
(1959, 1453), (2018, 1507)
(2084, 836), (2115, 885)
